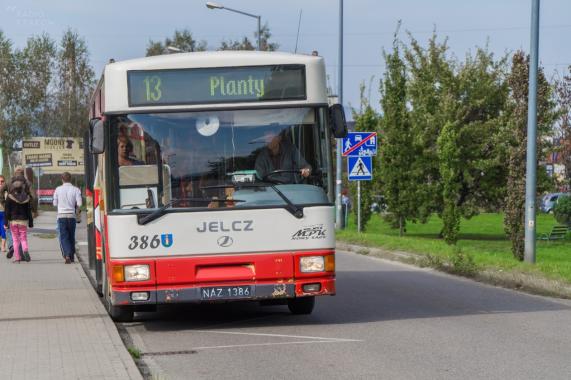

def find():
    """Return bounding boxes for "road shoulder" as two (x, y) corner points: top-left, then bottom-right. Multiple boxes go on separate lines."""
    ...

(336, 241), (571, 300)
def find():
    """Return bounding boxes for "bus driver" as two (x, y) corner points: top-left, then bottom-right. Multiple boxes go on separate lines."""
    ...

(255, 130), (311, 184)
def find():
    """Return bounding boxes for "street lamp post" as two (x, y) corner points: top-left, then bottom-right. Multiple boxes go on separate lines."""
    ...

(335, 0), (344, 229)
(206, 2), (261, 51)
(524, 0), (541, 263)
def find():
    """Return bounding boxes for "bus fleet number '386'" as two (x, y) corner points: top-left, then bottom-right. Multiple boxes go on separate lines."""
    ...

(128, 234), (173, 250)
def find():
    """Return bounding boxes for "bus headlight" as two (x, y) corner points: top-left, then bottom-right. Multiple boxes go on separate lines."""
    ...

(124, 265), (150, 282)
(300, 256), (325, 273)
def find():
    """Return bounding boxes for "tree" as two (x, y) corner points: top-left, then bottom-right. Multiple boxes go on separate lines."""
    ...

(437, 47), (510, 244)
(504, 50), (556, 260)
(219, 37), (255, 51)
(0, 31), (16, 155)
(554, 66), (571, 190)
(146, 29), (207, 56)
(257, 23), (279, 51)
(378, 31), (418, 236)
(11, 34), (57, 140)
(437, 121), (462, 244)
(146, 41), (165, 57)
(55, 29), (95, 137)
(403, 32), (456, 223)
(401, 33), (511, 244)
(553, 195), (571, 226)
(219, 23), (279, 51)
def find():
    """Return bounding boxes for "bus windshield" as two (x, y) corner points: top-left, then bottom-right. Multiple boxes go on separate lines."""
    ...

(109, 107), (331, 211)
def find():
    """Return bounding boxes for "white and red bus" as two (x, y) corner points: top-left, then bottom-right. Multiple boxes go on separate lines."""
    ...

(86, 51), (347, 321)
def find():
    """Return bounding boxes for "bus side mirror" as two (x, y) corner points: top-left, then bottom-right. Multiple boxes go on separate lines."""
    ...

(89, 118), (105, 154)
(329, 104), (348, 138)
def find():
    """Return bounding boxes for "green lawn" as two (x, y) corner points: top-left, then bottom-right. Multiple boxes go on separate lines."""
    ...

(337, 212), (571, 284)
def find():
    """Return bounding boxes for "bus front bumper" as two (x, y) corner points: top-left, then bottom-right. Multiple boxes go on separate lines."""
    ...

(111, 278), (335, 306)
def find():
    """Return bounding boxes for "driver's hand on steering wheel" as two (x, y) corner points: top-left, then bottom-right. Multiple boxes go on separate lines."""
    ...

(300, 168), (311, 178)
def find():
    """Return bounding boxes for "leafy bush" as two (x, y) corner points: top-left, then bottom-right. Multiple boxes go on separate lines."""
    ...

(420, 254), (444, 269)
(554, 196), (571, 226)
(448, 248), (477, 277)
(418, 249), (477, 277)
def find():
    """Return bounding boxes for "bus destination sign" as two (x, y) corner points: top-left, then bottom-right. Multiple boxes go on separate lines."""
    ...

(127, 65), (306, 107)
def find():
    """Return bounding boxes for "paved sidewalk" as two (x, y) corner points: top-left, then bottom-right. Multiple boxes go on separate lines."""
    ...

(0, 211), (142, 380)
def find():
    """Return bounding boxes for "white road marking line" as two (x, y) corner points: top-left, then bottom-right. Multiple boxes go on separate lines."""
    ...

(191, 340), (358, 351)
(191, 330), (361, 342)
(77, 241), (88, 246)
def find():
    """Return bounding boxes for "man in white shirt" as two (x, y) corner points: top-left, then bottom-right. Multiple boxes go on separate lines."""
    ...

(53, 172), (82, 264)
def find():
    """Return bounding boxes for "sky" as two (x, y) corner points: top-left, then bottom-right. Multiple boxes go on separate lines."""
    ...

(2, 0), (571, 116)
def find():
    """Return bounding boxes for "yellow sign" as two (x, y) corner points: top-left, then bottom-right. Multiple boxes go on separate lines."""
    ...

(22, 137), (84, 174)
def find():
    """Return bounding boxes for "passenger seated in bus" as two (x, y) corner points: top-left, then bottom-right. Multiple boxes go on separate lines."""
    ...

(117, 135), (144, 166)
(255, 130), (311, 184)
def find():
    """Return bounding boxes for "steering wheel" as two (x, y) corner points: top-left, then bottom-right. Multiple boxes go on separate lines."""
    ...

(261, 169), (303, 184)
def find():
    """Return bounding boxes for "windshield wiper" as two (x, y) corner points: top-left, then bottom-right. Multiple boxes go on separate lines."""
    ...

(202, 183), (304, 219)
(137, 197), (244, 225)
(268, 183), (304, 218)
(138, 198), (180, 225)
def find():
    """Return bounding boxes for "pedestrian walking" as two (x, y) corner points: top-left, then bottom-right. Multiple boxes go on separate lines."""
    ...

(3, 176), (33, 263)
(7, 166), (38, 217)
(0, 175), (7, 254)
(53, 172), (82, 264)
(1, 176), (14, 259)
(4, 167), (37, 259)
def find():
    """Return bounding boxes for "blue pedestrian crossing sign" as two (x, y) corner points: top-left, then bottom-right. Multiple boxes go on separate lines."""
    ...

(342, 132), (377, 157)
(348, 156), (373, 181)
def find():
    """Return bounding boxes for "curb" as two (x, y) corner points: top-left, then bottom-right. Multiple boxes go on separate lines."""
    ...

(75, 246), (156, 379)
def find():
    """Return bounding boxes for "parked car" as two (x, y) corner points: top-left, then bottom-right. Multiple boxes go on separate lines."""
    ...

(370, 195), (387, 213)
(541, 192), (571, 213)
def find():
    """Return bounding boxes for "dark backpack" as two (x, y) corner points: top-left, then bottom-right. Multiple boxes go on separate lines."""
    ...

(9, 176), (30, 195)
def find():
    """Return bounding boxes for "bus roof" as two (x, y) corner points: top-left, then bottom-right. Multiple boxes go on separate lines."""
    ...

(102, 51), (328, 113)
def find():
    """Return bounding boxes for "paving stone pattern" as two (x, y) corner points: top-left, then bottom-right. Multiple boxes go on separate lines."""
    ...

(0, 212), (142, 380)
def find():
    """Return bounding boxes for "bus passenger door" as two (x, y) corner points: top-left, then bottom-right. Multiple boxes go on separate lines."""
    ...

(119, 165), (159, 209)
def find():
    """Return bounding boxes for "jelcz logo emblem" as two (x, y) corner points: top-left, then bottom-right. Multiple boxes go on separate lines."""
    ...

(217, 235), (234, 247)
(161, 234), (174, 248)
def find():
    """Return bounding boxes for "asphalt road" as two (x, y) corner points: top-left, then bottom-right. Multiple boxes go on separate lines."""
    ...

(117, 251), (571, 380)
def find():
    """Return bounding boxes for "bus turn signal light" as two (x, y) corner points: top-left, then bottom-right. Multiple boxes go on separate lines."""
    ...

(325, 255), (335, 272)
(112, 265), (125, 282)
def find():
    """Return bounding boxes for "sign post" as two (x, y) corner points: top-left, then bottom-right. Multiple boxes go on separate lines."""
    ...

(345, 132), (377, 232)
(357, 181), (361, 233)
(36, 167), (42, 211)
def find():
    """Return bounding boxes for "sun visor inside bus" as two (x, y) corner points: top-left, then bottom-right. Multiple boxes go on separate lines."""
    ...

(119, 165), (159, 186)
(231, 108), (315, 127)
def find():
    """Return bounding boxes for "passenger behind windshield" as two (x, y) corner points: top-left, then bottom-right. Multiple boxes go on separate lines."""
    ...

(255, 130), (311, 184)
(117, 135), (144, 166)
